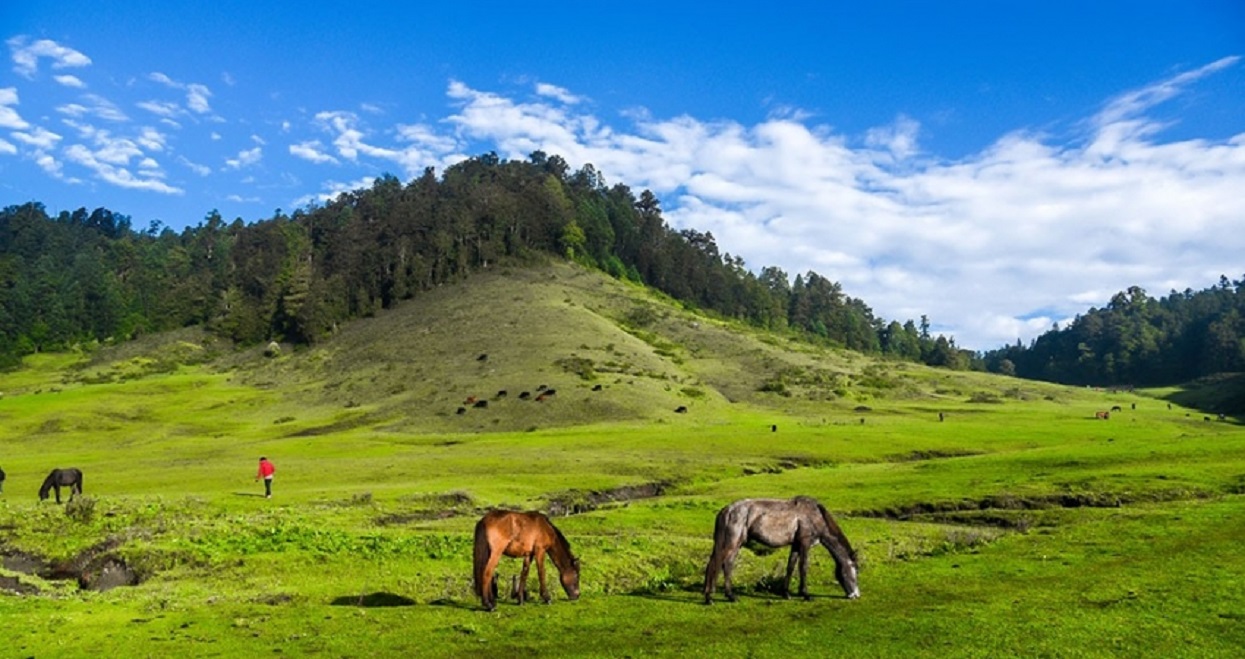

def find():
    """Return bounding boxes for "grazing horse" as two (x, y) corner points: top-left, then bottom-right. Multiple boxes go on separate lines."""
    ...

(0, 465), (5, 493)
(39, 468), (84, 503)
(1095, 411), (1111, 420)
(472, 510), (580, 612)
(703, 496), (860, 604)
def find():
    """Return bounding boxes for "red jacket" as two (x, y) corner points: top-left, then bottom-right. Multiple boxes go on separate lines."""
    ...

(257, 460), (275, 478)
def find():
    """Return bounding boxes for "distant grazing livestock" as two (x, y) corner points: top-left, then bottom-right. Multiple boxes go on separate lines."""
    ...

(938, 412), (945, 422)
(0, 465), (5, 493)
(1131, 403), (1136, 410)
(591, 384), (603, 391)
(465, 396), (478, 404)
(1111, 405), (1122, 412)
(456, 407), (467, 415)
(1205, 416), (1212, 421)
(543, 389), (557, 396)
(1095, 411), (1111, 420)
(537, 384), (547, 391)
(39, 468), (83, 503)
(536, 394), (548, 402)
(675, 406), (688, 413)
(473, 400), (489, 409)
(519, 391), (531, 400)
(477, 354), (488, 361)
(496, 390), (508, 398)
(1219, 413), (1227, 421)
(771, 425), (778, 432)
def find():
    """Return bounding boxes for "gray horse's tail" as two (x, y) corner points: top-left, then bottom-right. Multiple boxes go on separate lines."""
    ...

(703, 505), (731, 596)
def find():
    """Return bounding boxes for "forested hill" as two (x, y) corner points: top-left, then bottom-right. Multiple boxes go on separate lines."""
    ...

(0, 152), (969, 370)
(983, 282), (1245, 386)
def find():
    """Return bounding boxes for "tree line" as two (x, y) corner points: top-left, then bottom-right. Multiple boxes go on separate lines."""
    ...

(982, 280), (1245, 386)
(1, 151), (971, 370)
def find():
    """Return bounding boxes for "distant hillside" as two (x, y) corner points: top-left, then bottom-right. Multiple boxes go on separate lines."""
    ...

(75, 261), (1061, 433)
(1, 152), (968, 372)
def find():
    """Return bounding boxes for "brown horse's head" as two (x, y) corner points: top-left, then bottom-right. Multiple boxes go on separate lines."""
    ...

(560, 557), (581, 600)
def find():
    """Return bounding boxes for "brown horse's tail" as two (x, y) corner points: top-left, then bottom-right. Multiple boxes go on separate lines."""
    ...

(472, 517), (490, 596)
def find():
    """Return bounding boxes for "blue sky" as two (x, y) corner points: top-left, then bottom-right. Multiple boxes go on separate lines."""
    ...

(3, 1), (1244, 350)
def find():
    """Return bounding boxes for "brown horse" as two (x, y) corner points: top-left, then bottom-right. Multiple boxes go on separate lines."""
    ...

(703, 496), (860, 604)
(472, 510), (580, 611)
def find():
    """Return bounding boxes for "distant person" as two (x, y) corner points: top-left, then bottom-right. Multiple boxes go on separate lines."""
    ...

(256, 457), (275, 498)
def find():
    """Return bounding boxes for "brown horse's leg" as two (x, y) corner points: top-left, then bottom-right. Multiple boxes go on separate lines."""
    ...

(518, 555), (532, 605)
(481, 550), (504, 611)
(535, 549), (551, 604)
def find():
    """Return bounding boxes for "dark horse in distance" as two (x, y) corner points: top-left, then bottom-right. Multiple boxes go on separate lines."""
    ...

(703, 496), (860, 604)
(472, 510), (580, 611)
(39, 468), (84, 503)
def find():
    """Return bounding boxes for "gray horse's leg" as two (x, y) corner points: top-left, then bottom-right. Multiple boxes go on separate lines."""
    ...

(798, 543), (812, 600)
(784, 548), (800, 599)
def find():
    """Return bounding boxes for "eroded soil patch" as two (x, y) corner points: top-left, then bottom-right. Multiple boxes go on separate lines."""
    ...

(1, 538), (141, 592)
(547, 481), (673, 516)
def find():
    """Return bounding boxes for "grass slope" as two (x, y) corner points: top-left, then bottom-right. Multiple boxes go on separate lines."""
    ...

(1, 261), (1242, 657)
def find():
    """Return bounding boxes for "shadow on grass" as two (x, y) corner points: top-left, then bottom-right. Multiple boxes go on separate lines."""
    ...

(233, 492), (268, 498)
(330, 592), (417, 607)
(428, 598), (478, 611)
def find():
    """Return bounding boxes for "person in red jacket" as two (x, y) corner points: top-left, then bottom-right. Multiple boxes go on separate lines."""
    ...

(256, 457), (275, 498)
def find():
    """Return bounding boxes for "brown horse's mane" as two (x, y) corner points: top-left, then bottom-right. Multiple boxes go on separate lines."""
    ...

(545, 515), (577, 569)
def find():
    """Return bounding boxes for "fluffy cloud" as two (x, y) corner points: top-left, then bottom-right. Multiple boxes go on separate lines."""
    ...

(8, 36), (92, 78)
(290, 140), (339, 164)
(225, 146), (262, 169)
(54, 74), (86, 88)
(149, 71), (214, 115)
(291, 175), (377, 209)
(0, 86), (30, 129)
(310, 110), (460, 175)
(63, 143), (181, 194)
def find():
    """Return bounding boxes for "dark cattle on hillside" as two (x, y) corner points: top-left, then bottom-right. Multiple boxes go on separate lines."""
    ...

(519, 391), (531, 399)
(496, 390), (507, 398)
(675, 406), (688, 413)
(537, 384), (547, 391)
(543, 389), (557, 396)
(592, 384), (603, 391)
(477, 354), (488, 361)
(456, 407), (467, 415)
(473, 400), (489, 408)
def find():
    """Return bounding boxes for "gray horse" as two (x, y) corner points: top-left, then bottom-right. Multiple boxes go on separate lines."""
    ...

(703, 496), (860, 603)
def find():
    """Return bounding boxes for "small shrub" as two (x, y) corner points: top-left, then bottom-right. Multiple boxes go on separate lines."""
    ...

(65, 496), (97, 524)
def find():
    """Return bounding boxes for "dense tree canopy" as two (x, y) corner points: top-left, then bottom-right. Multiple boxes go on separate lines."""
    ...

(2, 152), (965, 370)
(983, 280), (1245, 386)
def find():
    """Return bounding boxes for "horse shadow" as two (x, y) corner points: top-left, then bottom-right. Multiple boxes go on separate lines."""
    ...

(233, 492), (268, 498)
(329, 592), (417, 607)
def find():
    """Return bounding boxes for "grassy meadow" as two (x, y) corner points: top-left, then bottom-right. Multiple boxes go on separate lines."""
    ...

(1, 262), (1243, 657)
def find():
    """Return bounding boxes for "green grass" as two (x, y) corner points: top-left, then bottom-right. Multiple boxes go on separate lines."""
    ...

(1, 262), (1243, 657)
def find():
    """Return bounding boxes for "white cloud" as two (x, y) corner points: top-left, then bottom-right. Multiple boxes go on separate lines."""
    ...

(56, 94), (128, 122)
(289, 140), (339, 164)
(225, 146), (262, 169)
(0, 137), (17, 155)
(0, 86), (30, 129)
(291, 176), (376, 209)
(226, 194), (261, 203)
(535, 82), (583, 105)
(8, 36), (91, 78)
(137, 100), (183, 118)
(11, 126), (63, 150)
(311, 110), (459, 175)
(63, 143), (182, 193)
(250, 134), (266, 145)
(54, 74), (86, 88)
(148, 71), (214, 115)
(178, 155), (211, 176)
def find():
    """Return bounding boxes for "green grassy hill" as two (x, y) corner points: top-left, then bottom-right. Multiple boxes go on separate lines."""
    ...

(1, 261), (1243, 657)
